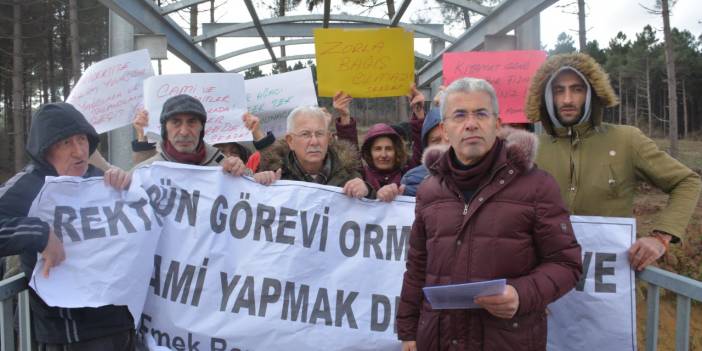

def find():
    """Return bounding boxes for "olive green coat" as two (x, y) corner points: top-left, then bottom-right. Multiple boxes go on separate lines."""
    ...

(526, 53), (701, 241)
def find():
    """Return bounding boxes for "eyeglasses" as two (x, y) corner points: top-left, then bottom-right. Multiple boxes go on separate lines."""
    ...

(443, 110), (495, 124)
(291, 130), (328, 140)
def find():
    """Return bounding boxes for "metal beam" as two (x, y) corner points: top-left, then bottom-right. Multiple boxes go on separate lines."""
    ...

(216, 38), (314, 62)
(160, 0), (210, 15)
(217, 37), (430, 63)
(108, 10), (137, 169)
(323, 0), (331, 28)
(416, 0), (557, 88)
(229, 50), (432, 73)
(196, 15), (453, 43)
(203, 22), (446, 39)
(98, 0), (223, 72)
(414, 51), (431, 61)
(436, 0), (493, 16)
(243, 0), (277, 66)
(390, 0), (413, 26)
(232, 54), (315, 73)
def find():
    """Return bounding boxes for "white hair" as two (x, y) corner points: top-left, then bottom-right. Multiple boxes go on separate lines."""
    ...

(440, 78), (499, 120)
(286, 106), (330, 133)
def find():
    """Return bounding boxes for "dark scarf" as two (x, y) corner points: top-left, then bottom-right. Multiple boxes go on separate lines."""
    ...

(163, 139), (206, 165)
(363, 165), (403, 191)
(289, 151), (333, 185)
(444, 138), (503, 198)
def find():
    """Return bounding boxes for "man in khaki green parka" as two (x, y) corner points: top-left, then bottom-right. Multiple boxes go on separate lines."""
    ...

(525, 52), (701, 271)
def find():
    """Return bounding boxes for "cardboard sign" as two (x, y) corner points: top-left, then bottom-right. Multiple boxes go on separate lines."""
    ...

(314, 28), (414, 98)
(245, 68), (318, 137)
(66, 49), (154, 133)
(143, 73), (250, 144)
(443, 50), (546, 123)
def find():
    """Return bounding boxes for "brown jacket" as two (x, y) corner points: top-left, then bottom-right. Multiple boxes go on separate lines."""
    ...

(397, 128), (582, 351)
(257, 139), (363, 188)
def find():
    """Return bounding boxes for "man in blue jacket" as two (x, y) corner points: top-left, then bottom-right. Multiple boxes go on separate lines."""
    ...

(0, 102), (135, 350)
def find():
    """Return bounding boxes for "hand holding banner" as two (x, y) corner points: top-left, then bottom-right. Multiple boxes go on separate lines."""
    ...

(28, 176), (162, 326)
(547, 216), (637, 351)
(314, 28), (414, 98)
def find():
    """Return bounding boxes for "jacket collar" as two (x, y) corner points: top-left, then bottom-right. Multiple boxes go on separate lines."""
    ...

(258, 139), (361, 179)
(551, 120), (594, 138)
(426, 127), (538, 177)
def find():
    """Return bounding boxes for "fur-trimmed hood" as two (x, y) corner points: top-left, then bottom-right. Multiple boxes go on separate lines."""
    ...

(525, 53), (619, 135)
(425, 127), (538, 175)
(257, 138), (362, 187)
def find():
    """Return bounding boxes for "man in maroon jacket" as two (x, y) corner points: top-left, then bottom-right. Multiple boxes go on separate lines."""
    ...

(397, 78), (582, 351)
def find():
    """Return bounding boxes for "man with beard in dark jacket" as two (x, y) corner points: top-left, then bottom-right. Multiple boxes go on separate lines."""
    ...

(526, 52), (701, 271)
(0, 102), (136, 350)
(397, 78), (582, 351)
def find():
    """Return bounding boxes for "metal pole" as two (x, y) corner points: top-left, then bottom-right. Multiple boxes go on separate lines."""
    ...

(107, 10), (136, 170)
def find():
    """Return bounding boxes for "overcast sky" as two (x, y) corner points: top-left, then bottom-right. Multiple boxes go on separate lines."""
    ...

(158, 0), (702, 74)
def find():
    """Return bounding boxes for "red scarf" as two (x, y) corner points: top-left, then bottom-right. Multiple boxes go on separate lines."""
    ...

(443, 138), (503, 191)
(163, 139), (206, 165)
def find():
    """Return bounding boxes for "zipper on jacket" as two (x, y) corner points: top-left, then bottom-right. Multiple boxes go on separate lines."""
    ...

(458, 163), (507, 219)
(568, 127), (577, 195)
(458, 165), (502, 286)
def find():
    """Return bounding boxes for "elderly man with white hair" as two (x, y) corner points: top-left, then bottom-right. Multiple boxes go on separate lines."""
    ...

(255, 106), (370, 198)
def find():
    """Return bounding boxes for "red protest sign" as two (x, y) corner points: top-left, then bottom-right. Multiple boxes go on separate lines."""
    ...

(443, 50), (546, 124)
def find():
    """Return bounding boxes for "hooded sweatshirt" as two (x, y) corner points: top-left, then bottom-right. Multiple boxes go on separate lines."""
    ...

(0, 102), (133, 344)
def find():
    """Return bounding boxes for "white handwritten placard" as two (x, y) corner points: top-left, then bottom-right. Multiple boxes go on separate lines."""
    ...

(143, 73), (250, 144)
(245, 68), (318, 137)
(67, 49), (154, 134)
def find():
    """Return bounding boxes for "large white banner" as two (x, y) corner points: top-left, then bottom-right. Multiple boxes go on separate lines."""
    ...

(27, 163), (637, 350)
(547, 216), (637, 351)
(66, 49), (154, 134)
(143, 73), (250, 144)
(245, 68), (318, 137)
(130, 162), (412, 350)
(28, 176), (162, 324)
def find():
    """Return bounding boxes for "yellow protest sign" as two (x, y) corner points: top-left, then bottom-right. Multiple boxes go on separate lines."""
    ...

(314, 28), (414, 98)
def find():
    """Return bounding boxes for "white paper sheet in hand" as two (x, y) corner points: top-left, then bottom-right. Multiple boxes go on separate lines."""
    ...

(423, 279), (506, 309)
(143, 73), (249, 144)
(66, 49), (154, 134)
(27, 176), (162, 327)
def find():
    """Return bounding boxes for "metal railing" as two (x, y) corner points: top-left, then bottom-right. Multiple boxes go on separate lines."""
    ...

(638, 266), (702, 351)
(1, 267), (701, 350)
(0, 273), (32, 351)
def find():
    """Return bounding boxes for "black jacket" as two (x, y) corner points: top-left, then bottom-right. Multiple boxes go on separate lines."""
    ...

(0, 102), (133, 344)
